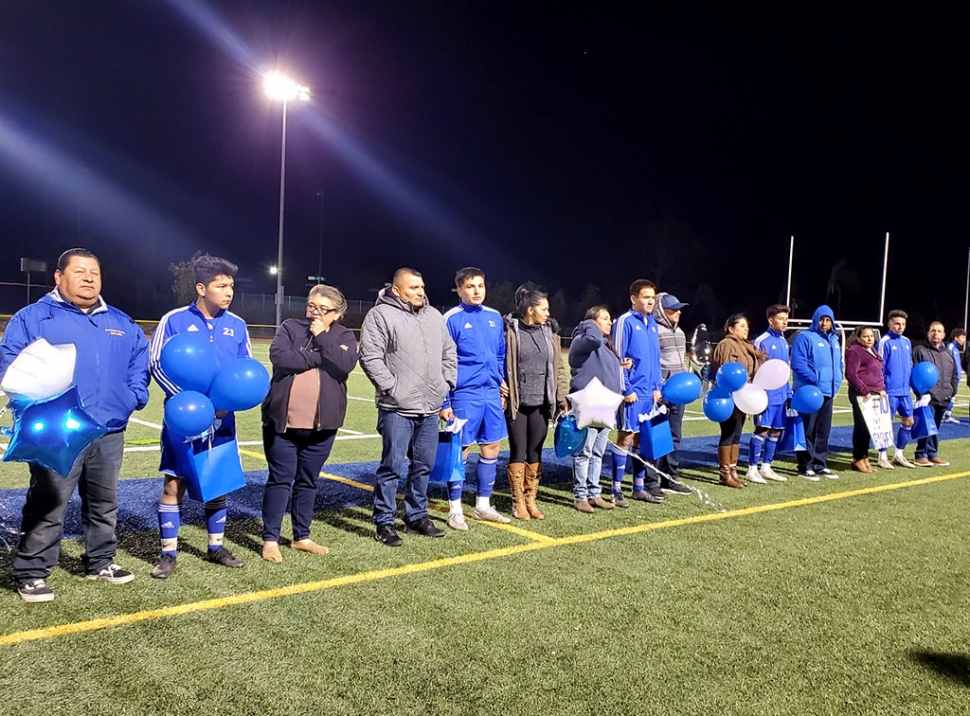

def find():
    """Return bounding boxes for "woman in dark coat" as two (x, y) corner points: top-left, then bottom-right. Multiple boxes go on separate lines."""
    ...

(260, 285), (358, 562)
(845, 326), (885, 473)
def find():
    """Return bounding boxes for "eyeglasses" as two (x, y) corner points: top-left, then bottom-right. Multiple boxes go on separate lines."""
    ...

(306, 303), (337, 315)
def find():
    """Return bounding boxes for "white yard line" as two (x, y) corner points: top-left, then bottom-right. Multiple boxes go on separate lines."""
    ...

(129, 417), (164, 430)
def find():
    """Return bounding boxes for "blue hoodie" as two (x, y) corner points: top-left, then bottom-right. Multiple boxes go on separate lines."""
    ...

(790, 305), (843, 397)
(878, 328), (912, 397)
(568, 319), (624, 394)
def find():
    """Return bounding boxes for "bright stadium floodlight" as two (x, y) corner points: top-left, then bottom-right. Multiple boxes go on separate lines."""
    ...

(264, 71), (310, 327)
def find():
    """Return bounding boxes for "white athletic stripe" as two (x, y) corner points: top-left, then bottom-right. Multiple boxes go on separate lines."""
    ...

(129, 417), (164, 430)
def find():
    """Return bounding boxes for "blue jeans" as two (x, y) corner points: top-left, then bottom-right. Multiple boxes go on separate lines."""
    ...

(261, 427), (337, 542)
(572, 426), (610, 500)
(14, 431), (125, 581)
(373, 411), (438, 526)
(914, 405), (946, 459)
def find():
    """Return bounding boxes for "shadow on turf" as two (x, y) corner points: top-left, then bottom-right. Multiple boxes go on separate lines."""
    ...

(908, 650), (970, 687)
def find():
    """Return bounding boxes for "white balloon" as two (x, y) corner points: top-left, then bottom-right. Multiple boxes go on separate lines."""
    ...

(732, 382), (769, 416)
(753, 359), (791, 391)
(1, 338), (76, 402)
(568, 376), (625, 429)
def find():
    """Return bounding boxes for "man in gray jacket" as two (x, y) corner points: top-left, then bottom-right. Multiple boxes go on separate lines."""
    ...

(652, 293), (692, 495)
(359, 268), (458, 546)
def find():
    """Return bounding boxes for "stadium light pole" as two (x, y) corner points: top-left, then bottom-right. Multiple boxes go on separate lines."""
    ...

(264, 71), (310, 327)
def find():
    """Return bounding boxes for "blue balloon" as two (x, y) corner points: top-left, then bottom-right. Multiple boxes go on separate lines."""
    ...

(702, 391), (735, 422)
(911, 361), (940, 395)
(2, 387), (107, 476)
(159, 333), (218, 394)
(164, 390), (215, 439)
(715, 362), (748, 393)
(208, 358), (271, 412)
(555, 414), (588, 458)
(662, 372), (703, 405)
(791, 385), (824, 414)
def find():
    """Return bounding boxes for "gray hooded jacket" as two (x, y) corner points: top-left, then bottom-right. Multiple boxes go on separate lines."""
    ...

(359, 289), (457, 415)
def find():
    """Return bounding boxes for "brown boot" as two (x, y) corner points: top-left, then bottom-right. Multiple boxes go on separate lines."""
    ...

(524, 462), (545, 520)
(718, 446), (743, 489)
(507, 463), (529, 521)
(730, 444), (746, 486)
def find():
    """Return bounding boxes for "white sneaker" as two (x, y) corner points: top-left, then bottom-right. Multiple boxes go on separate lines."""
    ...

(892, 452), (916, 469)
(447, 513), (468, 531)
(817, 468), (839, 480)
(746, 465), (767, 484)
(876, 457), (894, 470)
(799, 470), (820, 482)
(944, 416), (961, 425)
(472, 505), (511, 524)
(759, 464), (787, 482)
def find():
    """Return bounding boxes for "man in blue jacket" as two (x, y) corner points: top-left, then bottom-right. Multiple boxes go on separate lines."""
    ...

(790, 305), (843, 480)
(877, 310), (915, 469)
(440, 268), (510, 529)
(149, 255), (252, 578)
(0, 248), (150, 602)
(943, 328), (964, 424)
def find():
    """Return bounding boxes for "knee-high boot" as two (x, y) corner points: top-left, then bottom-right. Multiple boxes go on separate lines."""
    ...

(524, 462), (545, 520)
(507, 463), (529, 521)
(719, 446), (743, 489)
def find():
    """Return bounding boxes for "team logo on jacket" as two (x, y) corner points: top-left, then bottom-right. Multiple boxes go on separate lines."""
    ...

(464, 322), (473, 329)
(104, 328), (126, 336)
(187, 325), (200, 332)
(488, 320), (496, 327)
(817, 342), (825, 347)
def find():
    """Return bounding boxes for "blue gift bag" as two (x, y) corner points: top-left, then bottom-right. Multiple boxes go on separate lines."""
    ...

(778, 410), (807, 453)
(430, 430), (464, 483)
(176, 431), (246, 503)
(910, 405), (939, 439)
(639, 413), (674, 461)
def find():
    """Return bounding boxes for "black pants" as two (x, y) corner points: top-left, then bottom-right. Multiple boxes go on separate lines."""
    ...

(507, 404), (549, 463)
(848, 390), (872, 460)
(798, 395), (834, 471)
(262, 427), (336, 541)
(718, 410), (746, 447)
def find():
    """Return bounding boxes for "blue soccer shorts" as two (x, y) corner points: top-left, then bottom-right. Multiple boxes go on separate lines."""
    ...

(617, 397), (656, 433)
(160, 411), (237, 476)
(754, 403), (787, 430)
(888, 395), (914, 419)
(452, 396), (507, 446)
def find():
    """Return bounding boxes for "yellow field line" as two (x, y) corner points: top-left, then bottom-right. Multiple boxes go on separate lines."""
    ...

(3, 470), (965, 648)
(238, 447), (266, 462)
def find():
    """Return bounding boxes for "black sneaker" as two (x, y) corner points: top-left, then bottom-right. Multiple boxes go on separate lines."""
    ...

(85, 563), (135, 584)
(404, 516), (445, 538)
(612, 491), (630, 508)
(661, 479), (693, 496)
(18, 578), (54, 603)
(204, 546), (244, 568)
(151, 554), (177, 579)
(375, 524), (404, 547)
(632, 489), (665, 504)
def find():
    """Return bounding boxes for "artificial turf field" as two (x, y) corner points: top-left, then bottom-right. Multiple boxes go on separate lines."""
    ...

(2, 340), (970, 715)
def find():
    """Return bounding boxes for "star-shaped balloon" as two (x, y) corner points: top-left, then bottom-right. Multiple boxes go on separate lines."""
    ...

(3, 387), (107, 476)
(567, 376), (625, 429)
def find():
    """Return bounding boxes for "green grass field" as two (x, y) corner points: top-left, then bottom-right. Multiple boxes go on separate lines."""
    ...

(2, 342), (970, 715)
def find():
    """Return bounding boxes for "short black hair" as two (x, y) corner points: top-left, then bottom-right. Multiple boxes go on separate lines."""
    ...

(514, 282), (547, 318)
(766, 304), (790, 320)
(629, 279), (656, 298)
(950, 328), (966, 340)
(193, 255), (238, 286)
(392, 267), (422, 287)
(57, 248), (99, 272)
(584, 304), (610, 321)
(887, 309), (908, 321)
(454, 267), (485, 287)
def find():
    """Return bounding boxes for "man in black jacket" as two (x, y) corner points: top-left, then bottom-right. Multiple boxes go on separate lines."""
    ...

(912, 321), (958, 467)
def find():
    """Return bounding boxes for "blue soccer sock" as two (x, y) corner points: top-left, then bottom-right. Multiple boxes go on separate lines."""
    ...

(203, 497), (228, 552)
(158, 502), (180, 557)
(611, 447), (628, 493)
(896, 426), (911, 451)
(632, 458), (646, 491)
(476, 456), (498, 499)
(749, 433), (766, 467)
(763, 435), (779, 465)
(448, 480), (463, 515)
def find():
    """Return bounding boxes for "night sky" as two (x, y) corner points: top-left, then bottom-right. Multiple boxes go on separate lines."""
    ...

(0, 2), (962, 333)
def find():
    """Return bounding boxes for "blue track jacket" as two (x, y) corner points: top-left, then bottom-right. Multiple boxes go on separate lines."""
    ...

(753, 327), (793, 405)
(612, 309), (662, 399)
(878, 329), (912, 397)
(149, 302), (252, 397)
(0, 290), (150, 430)
(442, 302), (505, 408)
(947, 340), (963, 384)
(790, 305), (843, 397)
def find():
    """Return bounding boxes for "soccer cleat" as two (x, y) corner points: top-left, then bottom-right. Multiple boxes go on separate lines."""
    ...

(472, 505), (511, 524)
(17, 578), (54, 603)
(574, 499), (594, 513)
(798, 470), (820, 482)
(929, 457), (950, 466)
(759, 464), (786, 481)
(913, 457), (933, 467)
(375, 524), (403, 547)
(632, 489), (665, 504)
(746, 465), (767, 484)
(661, 478), (693, 495)
(403, 516), (446, 538)
(944, 416), (961, 424)
(817, 468), (839, 479)
(85, 563), (135, 584)
(151, 554), (177, 579)
(892, 452), (916, 469)
(447, 513), (469, 531)
(876, 456), (895, 470)
(205, 546), (244, 568)
(612, 491), (630, 508)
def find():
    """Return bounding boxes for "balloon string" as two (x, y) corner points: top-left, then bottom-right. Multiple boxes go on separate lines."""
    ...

(605, 439), (725, 513)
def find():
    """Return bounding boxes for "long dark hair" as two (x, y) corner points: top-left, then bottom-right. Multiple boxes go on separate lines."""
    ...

(514, 282), (547, 319)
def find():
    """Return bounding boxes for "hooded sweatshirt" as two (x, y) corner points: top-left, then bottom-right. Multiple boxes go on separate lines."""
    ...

(652, 292), (687, 380)
(790, 305), (843, 397)
(568, 319), (624, 394)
